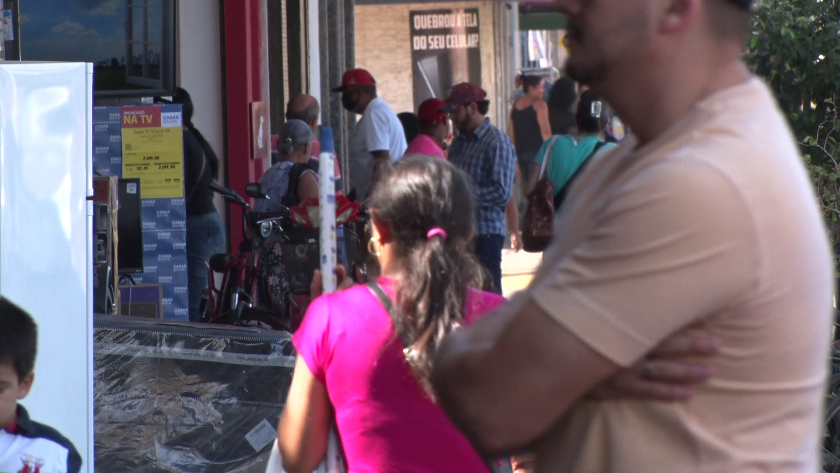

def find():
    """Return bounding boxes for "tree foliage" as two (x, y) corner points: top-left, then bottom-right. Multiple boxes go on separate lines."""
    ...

(746, 0), (840, 264)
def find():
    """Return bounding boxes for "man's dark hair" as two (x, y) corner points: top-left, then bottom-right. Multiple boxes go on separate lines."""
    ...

(548, 77), (577, 113)
(521, 75), (543, 93)
(475, 101), (490, 116)
(548, 77), (578, 134)
(361, 86), (377, 97)
(286, 100), (320, 125)
(398, 112), (420, 143)
(0, 297), (38, 381)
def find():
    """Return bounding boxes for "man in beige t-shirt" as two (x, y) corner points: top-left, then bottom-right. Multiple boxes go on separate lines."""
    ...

(431, 0), (835, 471)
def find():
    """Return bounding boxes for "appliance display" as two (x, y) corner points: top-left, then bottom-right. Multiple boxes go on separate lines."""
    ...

(0, 61), (95, 472)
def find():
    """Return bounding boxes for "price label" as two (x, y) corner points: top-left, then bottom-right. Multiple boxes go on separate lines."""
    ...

(121, 109), (184, 199)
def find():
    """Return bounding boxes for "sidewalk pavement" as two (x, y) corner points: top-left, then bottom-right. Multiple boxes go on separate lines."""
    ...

(500, 249), (542, 298)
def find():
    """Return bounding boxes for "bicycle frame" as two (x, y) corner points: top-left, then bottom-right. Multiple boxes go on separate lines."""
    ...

(200, 184), (371, 331)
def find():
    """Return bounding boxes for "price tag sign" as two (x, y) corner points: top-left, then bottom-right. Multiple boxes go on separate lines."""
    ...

(121, 107), (184, 199)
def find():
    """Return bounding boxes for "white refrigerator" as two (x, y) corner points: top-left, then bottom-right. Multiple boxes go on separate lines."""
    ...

(0, 62), (94, 472)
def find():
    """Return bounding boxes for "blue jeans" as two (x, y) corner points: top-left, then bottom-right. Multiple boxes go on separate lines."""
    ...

(187, 211), (227, 322)
(474, 234), (505, 295)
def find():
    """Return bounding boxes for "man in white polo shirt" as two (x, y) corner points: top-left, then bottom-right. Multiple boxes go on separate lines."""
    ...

(333, 68), (407, 199)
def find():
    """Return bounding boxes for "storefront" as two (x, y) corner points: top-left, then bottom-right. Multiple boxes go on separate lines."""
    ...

(0, 0), (325, 317)
(1, 2), (321, 469)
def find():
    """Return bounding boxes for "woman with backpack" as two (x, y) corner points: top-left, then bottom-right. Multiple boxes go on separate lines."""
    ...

(256, 119), (320, 212)
(525, 90), (618, 218)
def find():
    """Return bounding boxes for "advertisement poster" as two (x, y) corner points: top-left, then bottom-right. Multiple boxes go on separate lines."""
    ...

(94, 105), (190, 321)
(121, 106), (185, 198)
(410, 8), (481, 111)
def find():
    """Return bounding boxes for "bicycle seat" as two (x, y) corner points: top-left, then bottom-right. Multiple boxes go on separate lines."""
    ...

(253, 210), (289, 222)
(208, 253), (231, 273)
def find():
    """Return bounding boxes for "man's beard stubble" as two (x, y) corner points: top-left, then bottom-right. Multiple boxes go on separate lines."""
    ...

(563, 21), (609, 86)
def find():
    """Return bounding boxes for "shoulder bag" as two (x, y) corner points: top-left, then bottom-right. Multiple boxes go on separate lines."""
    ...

(521, 136), (560, 253)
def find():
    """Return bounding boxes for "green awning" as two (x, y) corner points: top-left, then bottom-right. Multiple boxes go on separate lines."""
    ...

(519, 13), (567, 31)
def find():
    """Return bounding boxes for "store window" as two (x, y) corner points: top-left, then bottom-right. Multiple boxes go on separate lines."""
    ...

(18, 0), (175, 97)
(127, 0), (164, 88)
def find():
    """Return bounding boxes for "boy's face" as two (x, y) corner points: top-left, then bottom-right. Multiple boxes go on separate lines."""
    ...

(0, 363), (33, 427)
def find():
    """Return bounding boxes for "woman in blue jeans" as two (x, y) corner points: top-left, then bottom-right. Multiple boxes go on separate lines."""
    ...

(173, 88), (227, 322)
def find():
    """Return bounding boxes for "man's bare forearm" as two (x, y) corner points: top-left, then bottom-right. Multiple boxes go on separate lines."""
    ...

(369, 151), (392, 196)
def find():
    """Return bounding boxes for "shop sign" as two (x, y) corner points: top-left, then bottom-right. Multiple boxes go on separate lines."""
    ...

(410, 8), (481, 111)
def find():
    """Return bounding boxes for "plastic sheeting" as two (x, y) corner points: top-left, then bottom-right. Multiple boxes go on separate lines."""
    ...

(94, 315), (295, 472)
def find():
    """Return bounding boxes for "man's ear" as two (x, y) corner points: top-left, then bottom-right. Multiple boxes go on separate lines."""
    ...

(17, 372), (34, 400)
(660, 0), (700, 34)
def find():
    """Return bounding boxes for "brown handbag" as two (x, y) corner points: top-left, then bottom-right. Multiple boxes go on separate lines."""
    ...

(522, 136), (560, 253)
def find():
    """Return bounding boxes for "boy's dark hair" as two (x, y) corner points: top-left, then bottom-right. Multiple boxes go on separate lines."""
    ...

(0, 297), (38, 381)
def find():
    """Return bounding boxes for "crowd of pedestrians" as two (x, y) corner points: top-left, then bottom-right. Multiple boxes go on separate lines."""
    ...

(267, 1), (835, 471)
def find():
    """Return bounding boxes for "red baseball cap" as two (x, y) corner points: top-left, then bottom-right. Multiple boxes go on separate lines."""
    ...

(441, 83), (487, 112)
(417, 98), (447, 124)
(332, 68), (376, 92)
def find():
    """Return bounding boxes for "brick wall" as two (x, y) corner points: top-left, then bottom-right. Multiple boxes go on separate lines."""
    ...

(354, 1), (502, 125)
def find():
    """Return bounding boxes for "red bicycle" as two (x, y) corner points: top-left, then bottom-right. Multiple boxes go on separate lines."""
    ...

(199, 183), (367, 331)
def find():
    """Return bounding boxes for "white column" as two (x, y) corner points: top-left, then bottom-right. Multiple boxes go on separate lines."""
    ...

(307, 0), (322, 113)
(178, 0), (225, 213)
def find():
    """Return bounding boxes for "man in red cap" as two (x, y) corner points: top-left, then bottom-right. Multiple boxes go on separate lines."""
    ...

(332, 68), (406, 198)
(403, 98), (448, 160)
(443, 82), (516, 294)
(434, 0), (834, 471)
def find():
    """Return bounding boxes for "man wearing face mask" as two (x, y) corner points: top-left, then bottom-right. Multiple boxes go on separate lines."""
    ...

(332, 68), (407, 199)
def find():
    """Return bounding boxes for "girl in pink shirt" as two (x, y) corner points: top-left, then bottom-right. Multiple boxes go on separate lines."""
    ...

(278, 156), (503, 472)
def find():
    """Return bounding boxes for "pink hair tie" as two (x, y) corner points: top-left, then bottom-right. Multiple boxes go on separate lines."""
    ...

(427, 228), (447, 240)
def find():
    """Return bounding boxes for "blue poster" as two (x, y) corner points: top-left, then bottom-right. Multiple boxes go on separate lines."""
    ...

(93, 105), (189, 320)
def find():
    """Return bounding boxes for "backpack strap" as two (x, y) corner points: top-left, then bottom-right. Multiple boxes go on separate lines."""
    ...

(553, 141), (607, 210)
(366, 281), (412, 352)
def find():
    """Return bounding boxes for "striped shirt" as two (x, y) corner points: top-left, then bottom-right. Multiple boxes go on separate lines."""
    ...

(448, 119), (516, 236)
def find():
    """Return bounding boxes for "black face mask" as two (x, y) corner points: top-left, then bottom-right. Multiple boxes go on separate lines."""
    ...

(341, 92), (359, 112)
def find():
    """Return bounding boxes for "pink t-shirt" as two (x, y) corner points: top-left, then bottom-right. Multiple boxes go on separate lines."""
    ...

(293, 278), (506, 473)
(404, 134), (446, 160)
